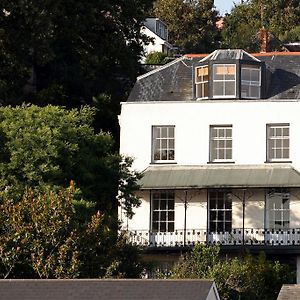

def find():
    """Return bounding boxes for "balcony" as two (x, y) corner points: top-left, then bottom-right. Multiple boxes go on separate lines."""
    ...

(125, 228), (300, 248)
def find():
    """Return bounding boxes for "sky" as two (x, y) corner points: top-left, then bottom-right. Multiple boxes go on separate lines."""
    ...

(214, 0), (242, 16)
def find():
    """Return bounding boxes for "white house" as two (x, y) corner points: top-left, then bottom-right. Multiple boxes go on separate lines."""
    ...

(141, 18), (173, 62)
(119, 49), (300, 278)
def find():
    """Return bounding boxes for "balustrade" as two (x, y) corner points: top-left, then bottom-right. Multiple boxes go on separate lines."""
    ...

(125, 228), (300, 247)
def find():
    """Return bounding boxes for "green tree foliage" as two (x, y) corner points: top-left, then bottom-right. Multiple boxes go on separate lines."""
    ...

(222, 0), (300, 52)
(0, 104), (141, 216)
(145, 51), (168, 64)
(153, 0), (219, 53)
(161, 244), (294, 300)
(0, 0), (153, 134)
(0, 187), (143, 278)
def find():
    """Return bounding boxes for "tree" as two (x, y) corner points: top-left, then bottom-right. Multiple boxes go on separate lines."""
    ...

(145, 52), (168, 64)
(221, 0), (300, 52)
(160, 244), (294, 300)
(0, 104), (141, 216)
(0, 0), (154, 135)
(0, 186), (143, 278)
(153, 0), (219, 53)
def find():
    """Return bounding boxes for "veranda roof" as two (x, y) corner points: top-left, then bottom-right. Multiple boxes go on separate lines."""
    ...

(139, 165), (300, 189)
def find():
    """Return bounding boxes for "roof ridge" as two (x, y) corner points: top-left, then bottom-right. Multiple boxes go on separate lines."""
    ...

(185, 52), (300, 58)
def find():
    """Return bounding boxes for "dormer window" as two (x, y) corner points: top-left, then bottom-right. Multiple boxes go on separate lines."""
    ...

(241, 65), (261, 99)
(194, 49), (264, 100)
(195, 66), (208, 99)
(213, 64), (236, 98)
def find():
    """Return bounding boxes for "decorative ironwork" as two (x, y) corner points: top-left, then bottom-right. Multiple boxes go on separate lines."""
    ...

(125, 228), (300, 247)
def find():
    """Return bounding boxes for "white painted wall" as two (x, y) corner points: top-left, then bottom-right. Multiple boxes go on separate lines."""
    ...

(119, 100), (300, 232)
(141, 27), (172, 62)
(119, 100), (300, 171)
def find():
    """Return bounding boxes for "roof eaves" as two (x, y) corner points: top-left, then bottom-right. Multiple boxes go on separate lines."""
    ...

(137, 56), (186, 81)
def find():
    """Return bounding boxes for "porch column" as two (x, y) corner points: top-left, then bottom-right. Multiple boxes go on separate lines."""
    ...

(297, 256), (300, 284)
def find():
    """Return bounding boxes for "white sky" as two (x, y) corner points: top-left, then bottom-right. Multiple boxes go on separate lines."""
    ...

(214, 0), (242, 15)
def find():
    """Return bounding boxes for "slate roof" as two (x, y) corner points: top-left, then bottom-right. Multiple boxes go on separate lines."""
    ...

(128, 51), (300, 102)
(200, 49), (260, 62)
(277, 284), (300, 300)
(0, 279), (219, 300)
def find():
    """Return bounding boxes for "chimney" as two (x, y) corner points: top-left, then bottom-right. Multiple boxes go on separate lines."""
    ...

(259, 27), (268, 53)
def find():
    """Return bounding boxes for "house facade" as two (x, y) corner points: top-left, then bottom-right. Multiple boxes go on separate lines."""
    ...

(141, 18), (173, 62)
(119, 49), (300, 278)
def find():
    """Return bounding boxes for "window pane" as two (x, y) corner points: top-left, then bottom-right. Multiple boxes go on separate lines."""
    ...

(210, 199), (216, 209)
(210, 211), (217, 220)
(152, 191), (175, 232)
(241, 65), (261, 99)
(168, 200), (174, 210)
(282, 139), (289, 147)
(160, 200), (167, 210)
(153, 200), (159, 210)
(242, 68), (250, 81)
(168, 211), (174, 221)
(210, 126), (232, 162)
(160, 211), (166, 221)
(161, 139), (167, 148)
(168, 222), (174, 232)
(225, 222), (232, 232)
(213, 82), (223, 96)
(204, 82), (209, 97)
(161, 150), (167, 160)
(209, 190), (232, 233)
(160, 222), (166, 232)
(226, 149), (232, 159)
(225, 198), (232, 209)
(266, 189), (290, 229)
(267, 125), (289, 161)
(168, 150), (175, 160)
(195, 66), (209, 98)
(225, 211), (232, 221)
(250, 86), (260, 98)
(153, 212), (159, 222)
(225, 81), (235, 96)
(152, 126), (175, 162)
(283, 127), (289, 136)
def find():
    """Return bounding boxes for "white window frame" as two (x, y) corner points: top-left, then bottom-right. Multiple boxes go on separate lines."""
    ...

(151, 190), (175, 232)
(210, 125), (233, 162)
(241, 65), (261, 99)
(267, 124), (289, 162)
(212, 64), (236, 98)
(152, 125), (175, 163)
(266, 189), (290, 230)
(195, 65), (209, 99)
(209, 190), (232, 233)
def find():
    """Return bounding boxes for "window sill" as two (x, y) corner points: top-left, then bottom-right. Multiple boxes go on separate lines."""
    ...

(150, 161), (177, 165)
(264, 160), (292, 163)
(207, 161), (235, 164)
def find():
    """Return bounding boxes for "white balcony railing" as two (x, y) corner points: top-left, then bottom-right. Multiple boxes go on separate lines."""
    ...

(125, 229), (300, 247)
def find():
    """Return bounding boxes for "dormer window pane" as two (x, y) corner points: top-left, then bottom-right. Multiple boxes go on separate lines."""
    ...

(195, 66), (209, 99)
(213, 64), (236, 98)
(241, 65), (261, 99)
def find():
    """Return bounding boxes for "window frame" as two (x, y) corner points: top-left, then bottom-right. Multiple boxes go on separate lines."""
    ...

(209, 190), (232, 233)
(209, 125), (233, 162)
(152, 125), (175, 163)
(151, 190), (175, 232)
(241, 64), (261, 99)
(212, 64), (236, 98)
(266, 124), (290, 162)
(266, 188), (290, 230)
(195, 65), (209, 99)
